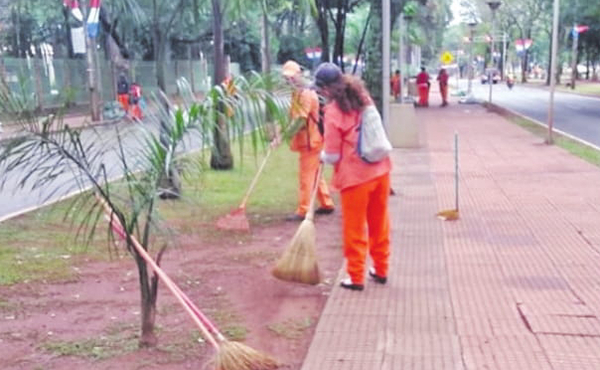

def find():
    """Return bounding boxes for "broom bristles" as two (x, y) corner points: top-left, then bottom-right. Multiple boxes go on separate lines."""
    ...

(436, 209), (459, 221)
(272, 219), (320, 285)
(214, 341), (280, 370)
(216, 207), (250, 231)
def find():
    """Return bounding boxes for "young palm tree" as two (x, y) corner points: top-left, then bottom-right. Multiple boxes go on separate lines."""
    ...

(0, 73), (289, 348)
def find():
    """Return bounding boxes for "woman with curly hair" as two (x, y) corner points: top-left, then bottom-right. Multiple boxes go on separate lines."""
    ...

(315, 63), (392, 291)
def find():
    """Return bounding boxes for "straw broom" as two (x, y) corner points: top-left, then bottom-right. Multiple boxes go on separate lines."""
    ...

(271, 164), (322, 285)
(216, 147), (273, 231)
(98, 197), (279, 370)
(437, 131), (459, 221)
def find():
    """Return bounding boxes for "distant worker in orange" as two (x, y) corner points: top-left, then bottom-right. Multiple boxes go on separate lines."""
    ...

(437, 68), (449, 107)
(117, 74), (129, 113)
(281, 60), (335, 222)
(390, 69), (401, 102)
(416, 67), (430, 107)
(315, 62), (392, 291)
(129, 82), (143, 121)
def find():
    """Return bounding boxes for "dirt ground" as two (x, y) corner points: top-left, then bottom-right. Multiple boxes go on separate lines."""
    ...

(0, 212), (343, 370)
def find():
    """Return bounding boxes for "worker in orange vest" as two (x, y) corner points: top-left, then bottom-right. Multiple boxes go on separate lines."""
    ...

(280, 60), (335, 221)
(416, 67), (430, 107)
(390, 69), (401, 102)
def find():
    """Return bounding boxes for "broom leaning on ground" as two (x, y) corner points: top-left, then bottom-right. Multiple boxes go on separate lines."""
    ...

(98, 197), (279, 370)
(216, 147), (273, 231)
(272, 164), (323, 285)
(437, 132), (459, 221)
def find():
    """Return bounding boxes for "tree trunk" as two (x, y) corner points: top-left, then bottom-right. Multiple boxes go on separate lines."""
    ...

(363, 0), (383, 112)
(82, 3), (101, 122)
(332, 1), (349, 70)
(315, 0), (330, 63)
(136, 254), (158, 347)
(261, 8), (271, 74)
(210, 0), (234, 170)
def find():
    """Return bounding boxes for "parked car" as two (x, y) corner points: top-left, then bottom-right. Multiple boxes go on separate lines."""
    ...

(481, 69), (501, 84)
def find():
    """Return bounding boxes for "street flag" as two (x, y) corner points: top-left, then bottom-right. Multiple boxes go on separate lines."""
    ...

(515, 39), (533, 52)
(87, 0), (102, 38)
(63, 0), (84, 22)
(572, 25), (589, 38)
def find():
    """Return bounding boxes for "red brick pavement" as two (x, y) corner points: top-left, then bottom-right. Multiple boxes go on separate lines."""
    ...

(301, 94), (600, 369)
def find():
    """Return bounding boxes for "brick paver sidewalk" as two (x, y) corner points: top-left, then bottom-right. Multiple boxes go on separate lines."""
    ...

(302, 96), (600, 369)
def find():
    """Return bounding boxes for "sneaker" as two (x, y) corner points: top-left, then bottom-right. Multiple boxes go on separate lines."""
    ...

(285, 213), (305, 222)
(315, 207), (335, 215)
(340, 278), (364, 291)
(368, 267), (387, 284)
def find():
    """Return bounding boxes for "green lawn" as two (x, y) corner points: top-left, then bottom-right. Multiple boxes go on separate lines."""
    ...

(0, 140), (302, 285)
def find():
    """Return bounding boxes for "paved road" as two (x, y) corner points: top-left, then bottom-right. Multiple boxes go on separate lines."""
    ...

(0, 121), (201, 221)
(466, 81), (600, 147)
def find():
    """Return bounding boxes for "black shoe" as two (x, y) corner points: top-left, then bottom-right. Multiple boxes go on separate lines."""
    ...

(315, 207), (335, 215)
(285, 214), (305, 222)
(368, 268), (387, 284)
(340, 278), (364, 291)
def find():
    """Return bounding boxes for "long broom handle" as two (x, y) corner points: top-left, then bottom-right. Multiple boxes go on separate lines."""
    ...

(102, 206), (226, 341)
(239, 147), (273, 208)
(305, 164), (324, 222)
(98, 200), (221, 350)
(454, 131), (459, 212)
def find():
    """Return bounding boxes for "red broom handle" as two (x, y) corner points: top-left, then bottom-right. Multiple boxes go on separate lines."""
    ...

(99, 202), (220, 350)
(104, 208), (225, 340)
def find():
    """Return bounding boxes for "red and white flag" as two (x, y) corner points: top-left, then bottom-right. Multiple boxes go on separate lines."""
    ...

(63, 0), (84, 22)
(87, 0), (102, 38)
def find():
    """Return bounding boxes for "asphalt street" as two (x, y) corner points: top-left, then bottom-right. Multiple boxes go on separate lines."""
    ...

(467, 80), (600, 147)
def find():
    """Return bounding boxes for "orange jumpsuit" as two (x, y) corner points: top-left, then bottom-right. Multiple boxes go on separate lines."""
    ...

(322, 102), (392, 284)
(437, 70), (449, 106)
(390, 74), (401, 100)
(416, 71), (430, 107)
(289, 89), (334, 217)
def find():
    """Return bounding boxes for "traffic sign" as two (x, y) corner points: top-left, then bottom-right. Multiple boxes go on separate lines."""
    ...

(441, 51), (454, 65)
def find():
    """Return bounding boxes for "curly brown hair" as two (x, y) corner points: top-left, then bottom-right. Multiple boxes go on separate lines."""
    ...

(325, 74), (371, 113)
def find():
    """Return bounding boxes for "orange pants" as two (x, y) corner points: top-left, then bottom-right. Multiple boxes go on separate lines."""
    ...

(296, 148), (334, 216)
(117, 94), (129, 112)
(417, 83), (429, 106)
(340, 173), (390, 284)
(130, 103), (142, 120)
(440, 84), (448, 104)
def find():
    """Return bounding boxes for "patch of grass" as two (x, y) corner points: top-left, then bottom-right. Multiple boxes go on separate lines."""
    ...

(159, 142), (299, 226)
(40, 321), (139, 360)
(267, 317), (314, 340)
(509, 116), (600, 167)
(556, 82), (600, 97)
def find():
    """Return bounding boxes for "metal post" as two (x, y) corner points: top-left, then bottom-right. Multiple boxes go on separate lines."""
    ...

(502, 32), (507, 80)
(570, 23), (578, 90)
(547, 0), (560, 144)
(486, 1), (501, 103)
(467, 27), (474, 96)
(398, 14), (404, 99)
(382, 0), (390, 131)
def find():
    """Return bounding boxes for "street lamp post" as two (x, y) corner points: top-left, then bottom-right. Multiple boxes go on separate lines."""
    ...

(460, 20), (478, 104)
(547, 0), (560, 144)
(486, 1), (501, 104)
(467, 21), (477, 98)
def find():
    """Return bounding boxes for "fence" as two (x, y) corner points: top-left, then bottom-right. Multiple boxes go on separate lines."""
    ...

(0, 55), (219, 111)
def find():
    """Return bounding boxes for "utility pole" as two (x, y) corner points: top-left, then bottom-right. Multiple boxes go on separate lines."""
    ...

(486, 1), (501, 104)
(382, 0), (390, 130)
(570, 23), (578, 90)
(547, 0), (560, 144)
